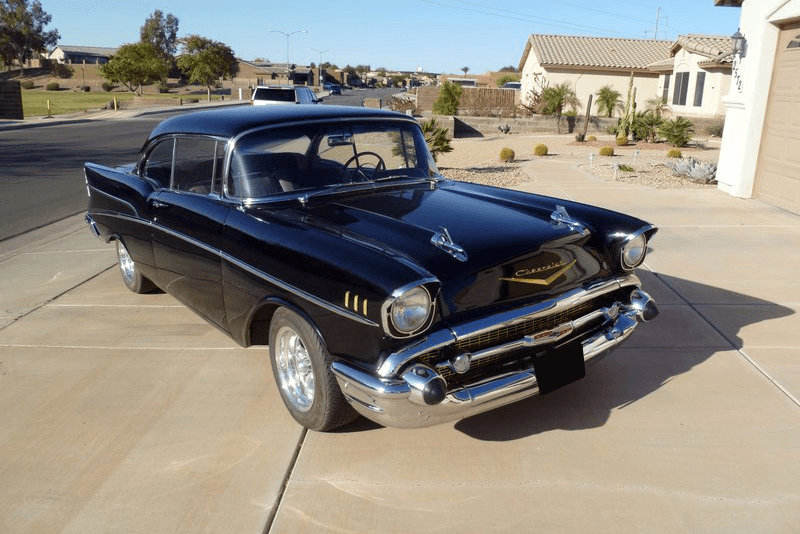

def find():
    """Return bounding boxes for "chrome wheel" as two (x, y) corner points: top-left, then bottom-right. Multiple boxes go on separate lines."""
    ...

(274, 325), (315, 412)
(117, 240), (136, 287)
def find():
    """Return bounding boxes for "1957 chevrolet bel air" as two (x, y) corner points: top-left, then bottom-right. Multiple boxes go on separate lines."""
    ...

(84, 105), (658, 431)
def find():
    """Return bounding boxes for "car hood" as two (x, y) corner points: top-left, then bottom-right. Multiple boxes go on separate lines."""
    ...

(284, 181), (613, 317)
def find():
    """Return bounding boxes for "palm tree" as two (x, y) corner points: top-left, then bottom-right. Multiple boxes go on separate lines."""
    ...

(461, 66), (470, 75)
(646, 96), (670, 117)
(541, 83), (580, 134)
(596, 85), (622, 118)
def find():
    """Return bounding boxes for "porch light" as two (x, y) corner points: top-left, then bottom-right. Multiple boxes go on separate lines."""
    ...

(731, 28), (746, 55)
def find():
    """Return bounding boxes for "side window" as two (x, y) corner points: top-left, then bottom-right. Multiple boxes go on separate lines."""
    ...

(142, 139), (174, 188)
(173, 137), (219, 195)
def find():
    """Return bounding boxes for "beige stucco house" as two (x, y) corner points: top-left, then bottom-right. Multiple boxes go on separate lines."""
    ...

(650, 35), (734, 118)
(518, 35), (671, 117)
(714, 0), (800, 215)
(518, 34), (733, 120)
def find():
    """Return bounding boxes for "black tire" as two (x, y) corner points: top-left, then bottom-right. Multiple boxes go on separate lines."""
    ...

(268, 307), (358, 431)
(115, 239), (157, 294)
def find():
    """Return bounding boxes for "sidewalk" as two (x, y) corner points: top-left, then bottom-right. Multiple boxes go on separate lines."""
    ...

(0, 139), (798, 533)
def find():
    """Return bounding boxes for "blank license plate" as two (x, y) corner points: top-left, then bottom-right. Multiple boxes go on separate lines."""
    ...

(533, 341), (586, 395)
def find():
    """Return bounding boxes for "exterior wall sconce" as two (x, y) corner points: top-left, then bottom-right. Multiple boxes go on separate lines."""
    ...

(732, 28), (746, 55)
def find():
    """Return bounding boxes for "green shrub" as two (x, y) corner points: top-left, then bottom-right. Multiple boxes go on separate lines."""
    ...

(616, 136), (628, 146)
(432, 81), (462, 115)
(667, 148), (682, 158)
(102, 82), (114, 92)
(534, 143), (548, 156)
(420, 118), (453, 162)
(587, 135), (597, 142)
(618, 164), (634, 172)
(659, 117), (694, 147)
(46, 82), (60, 91)
(500, 148), (515, 162)
(21, 81), (35, 89)
(599, 146), (614, 157)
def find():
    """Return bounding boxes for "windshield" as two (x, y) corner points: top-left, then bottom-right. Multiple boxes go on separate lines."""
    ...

(227, 121), (438, 199)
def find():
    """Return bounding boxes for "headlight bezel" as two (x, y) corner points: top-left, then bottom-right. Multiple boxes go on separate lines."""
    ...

(618, 227), (651, 270)
(382, 280), (438, 338)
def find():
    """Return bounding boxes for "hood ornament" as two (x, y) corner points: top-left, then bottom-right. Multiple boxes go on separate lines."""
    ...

(431, 226), (468, 262)
(550, 205), (586, 233)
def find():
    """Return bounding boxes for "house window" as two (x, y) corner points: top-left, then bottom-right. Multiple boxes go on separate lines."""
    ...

(662, 74), (670, 102)
(672, 72), (690, 106)
(788, 35), (800, 49)
(693, 72), (706, 107)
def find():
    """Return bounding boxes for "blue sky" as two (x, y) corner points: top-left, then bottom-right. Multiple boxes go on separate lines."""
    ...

(44, 0), (742, 73)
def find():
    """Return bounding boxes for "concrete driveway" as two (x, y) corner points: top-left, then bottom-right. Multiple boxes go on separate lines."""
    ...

(1, 147), (798, 533)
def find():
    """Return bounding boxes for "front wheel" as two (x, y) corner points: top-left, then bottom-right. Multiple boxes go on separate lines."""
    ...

(269, 307), (357, 431)
(116, 239), (157, 294)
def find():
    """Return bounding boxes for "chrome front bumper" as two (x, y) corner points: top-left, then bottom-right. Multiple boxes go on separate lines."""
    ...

(332, 275), (658, 428)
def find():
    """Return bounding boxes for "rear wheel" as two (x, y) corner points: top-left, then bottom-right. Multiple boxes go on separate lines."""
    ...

(116, 240), (156, 294)
(269, 307), (357, 431)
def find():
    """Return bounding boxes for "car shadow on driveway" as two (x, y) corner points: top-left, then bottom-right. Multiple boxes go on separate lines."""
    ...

(453, 274), (794, 441)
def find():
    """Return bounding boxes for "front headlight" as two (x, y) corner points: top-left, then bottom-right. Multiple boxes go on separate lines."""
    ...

(391, 286), (432, 334)
(620, 232), (647, 269)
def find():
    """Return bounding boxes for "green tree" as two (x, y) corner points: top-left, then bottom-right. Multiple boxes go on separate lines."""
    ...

(496, 73), (520, 87)
(541, 82), (580, 134)
(140, 9), (179, 60)
(432, 81), (462, 115)
(139, 9), (178, 81)
(0, 0), (59, 76)
(596, 85), (622, 118)
(99, 42), (167, 95)
(646, 96), (670, 117)
(177, 35), (238, 101)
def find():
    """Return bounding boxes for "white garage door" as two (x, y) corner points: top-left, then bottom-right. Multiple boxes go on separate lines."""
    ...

(755, 21), (800, 214)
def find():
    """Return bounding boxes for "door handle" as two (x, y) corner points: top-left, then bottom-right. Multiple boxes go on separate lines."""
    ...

(150, 199), (169, 209)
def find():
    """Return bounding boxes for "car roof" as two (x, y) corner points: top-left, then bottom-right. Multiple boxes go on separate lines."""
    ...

(145, 105), (416, 143)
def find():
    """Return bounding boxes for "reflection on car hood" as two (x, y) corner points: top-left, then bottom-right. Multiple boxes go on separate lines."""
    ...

(292, 181), (611, 316)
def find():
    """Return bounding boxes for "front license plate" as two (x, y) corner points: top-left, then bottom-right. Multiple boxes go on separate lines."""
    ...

(533, 341), (586, 395)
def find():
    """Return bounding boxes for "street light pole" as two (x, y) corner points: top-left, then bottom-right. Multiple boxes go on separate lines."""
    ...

(269, 29), (307, 81)
(311, 48), (329, 66)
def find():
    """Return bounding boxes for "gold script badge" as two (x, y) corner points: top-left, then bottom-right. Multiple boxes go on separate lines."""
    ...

(500, 259), (577, 286)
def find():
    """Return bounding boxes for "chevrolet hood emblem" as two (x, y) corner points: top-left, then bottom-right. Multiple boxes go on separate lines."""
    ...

(500, 259), (577, 286)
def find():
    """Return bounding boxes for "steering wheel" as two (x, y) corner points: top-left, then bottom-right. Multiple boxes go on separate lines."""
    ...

(343, 151), (386, 174)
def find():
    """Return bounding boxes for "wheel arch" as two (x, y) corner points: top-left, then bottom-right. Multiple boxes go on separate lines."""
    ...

(245, 297), (327, 350)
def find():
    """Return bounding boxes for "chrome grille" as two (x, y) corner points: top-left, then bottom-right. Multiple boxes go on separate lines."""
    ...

(420, 288), (628, 388)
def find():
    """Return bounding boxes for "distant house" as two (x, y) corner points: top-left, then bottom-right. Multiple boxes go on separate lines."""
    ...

(518, 35), (672, 117)
(48, 46), (117, 64)
(649, 35), (734, 118)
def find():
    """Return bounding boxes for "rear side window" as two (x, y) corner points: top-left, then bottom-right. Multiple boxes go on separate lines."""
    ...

(142, 139), (174, 188)
(173, 137), (221, 195)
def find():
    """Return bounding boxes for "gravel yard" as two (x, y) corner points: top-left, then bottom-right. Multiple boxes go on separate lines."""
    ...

(437, 134), (720, 190)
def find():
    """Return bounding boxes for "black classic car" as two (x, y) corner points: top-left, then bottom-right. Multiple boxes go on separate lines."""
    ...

(85, 105), (659, 431)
